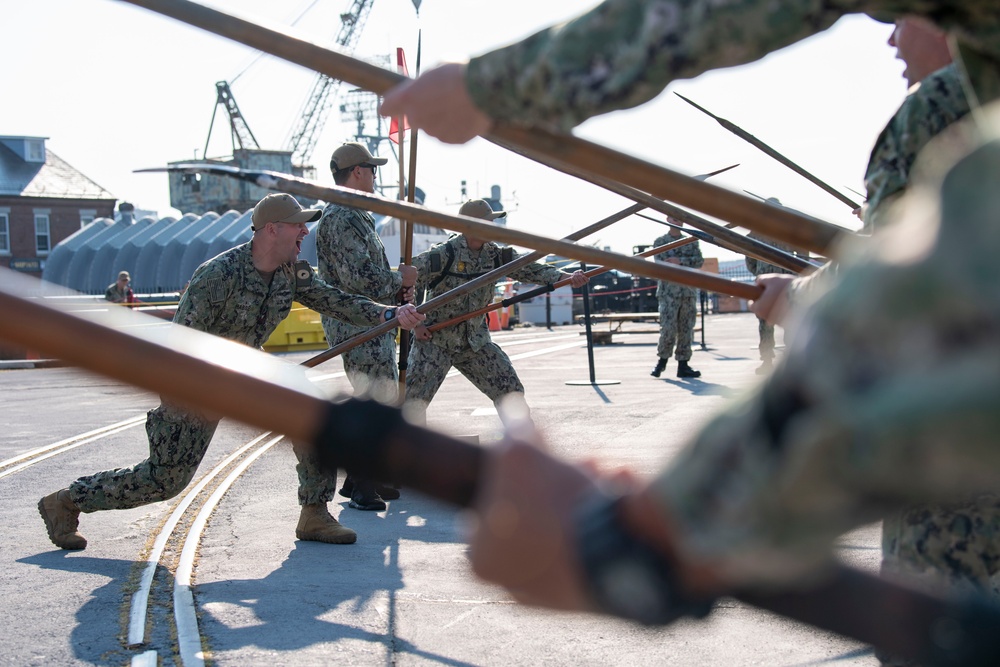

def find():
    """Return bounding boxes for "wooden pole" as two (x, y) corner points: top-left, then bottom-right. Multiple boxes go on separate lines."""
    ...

(1, 268), (997, 666)
(115, 0), (849, 258)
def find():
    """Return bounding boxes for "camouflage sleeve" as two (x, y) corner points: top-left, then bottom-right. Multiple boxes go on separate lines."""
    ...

(104, 284), (121, 303)
(295, 270), (384, 327)
(652, 234), (672, 262)
(465, 0), (1000, 129)
(648, 139), (1000, 586)
(507, 250), (565, 285)
(863, 64), (970, 233)
(410, 247), (437, 293)
(678, 241), (703, 269)
(317, 208), (403, 299)
(173, 264), (222, 333)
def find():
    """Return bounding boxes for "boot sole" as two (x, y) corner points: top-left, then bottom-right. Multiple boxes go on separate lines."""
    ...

(37, 497), (87, 550)
(295, 530), (358, 545)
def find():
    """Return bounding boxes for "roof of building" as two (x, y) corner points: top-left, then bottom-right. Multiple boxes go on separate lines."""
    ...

(0, 140), (115, 200)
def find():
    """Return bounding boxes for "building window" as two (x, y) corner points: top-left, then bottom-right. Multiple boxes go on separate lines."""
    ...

(80, 209), (96, 228)
(34, 211), (51, 254)
(0, 209), (9, 254)
(26, 139), (46, 163)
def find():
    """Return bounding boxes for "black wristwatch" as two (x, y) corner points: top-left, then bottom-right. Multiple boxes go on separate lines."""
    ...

(383, 308), (396, 322)
(574, 491), (713, 625)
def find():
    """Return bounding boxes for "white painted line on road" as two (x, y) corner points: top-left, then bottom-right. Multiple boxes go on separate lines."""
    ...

(130, 649), (158, 667)
(495, 333), (579, 347)
(442, 608), (479, 630)
(506, 340), (587, 360)
(443, 340), (587, 381)
(127, 432), (275, 646)
(174, 434), (285, 667)
(306, 370), (347, 383)
(0, 415), (146, 479)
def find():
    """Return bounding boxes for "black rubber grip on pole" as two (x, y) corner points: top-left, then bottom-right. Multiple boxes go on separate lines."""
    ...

(313, 397), (485, 508)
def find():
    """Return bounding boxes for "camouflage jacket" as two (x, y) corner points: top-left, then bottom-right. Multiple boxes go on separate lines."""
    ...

(104, 283), (132, 304)
(411, 235), (566, 352)
(745, 232), (796, 277)
(465, 0), (1000, 129)
(315, 202), (403, 345)
(653, 234), (703, 299)
(862, 63), (970, 233)
(174, 241), (383, 349)
(653, 123), (1000, 586)
(789, 64), (971, 304)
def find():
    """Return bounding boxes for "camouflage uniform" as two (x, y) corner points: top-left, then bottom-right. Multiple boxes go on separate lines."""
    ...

(405, 235), (568, 421)
(68, 242), (385, 512)
(464, 0), (1000, 130)
(462, 0), (1000, 618)
(104, 282), (132, 303)
(316, 202), (403, 404)
(745, 232), (796, 363)
(653, 235), (703, 363)
(862, 63), (971, 233)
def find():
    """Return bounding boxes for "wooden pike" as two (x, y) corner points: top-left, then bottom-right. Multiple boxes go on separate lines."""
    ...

(114, 0), (849, 258)
(2, 266), (998, 666)
(300, 164), (733, 365)
(139, 163), (763, 302)
(675, 92), (861, 210)
(301, 203), (647, 367)
(489, 136), (818, 274)
(427, 236), (699, 334)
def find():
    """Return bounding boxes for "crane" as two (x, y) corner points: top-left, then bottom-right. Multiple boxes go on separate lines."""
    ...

(285, 0), (375, 166)
(203, 80), (261, 156)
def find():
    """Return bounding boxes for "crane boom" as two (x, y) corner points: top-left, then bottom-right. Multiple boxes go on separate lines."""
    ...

(285, 0), (374, 165)
(204, 80), (261, 156)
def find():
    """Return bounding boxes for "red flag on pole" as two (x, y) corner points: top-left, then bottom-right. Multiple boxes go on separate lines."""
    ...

(389, 48), (410, 144)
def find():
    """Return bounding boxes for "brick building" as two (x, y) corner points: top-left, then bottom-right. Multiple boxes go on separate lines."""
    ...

(0, 135), (116, 275)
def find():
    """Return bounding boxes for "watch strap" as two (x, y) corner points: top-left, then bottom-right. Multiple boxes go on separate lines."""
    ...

(575, 491), (714, 625)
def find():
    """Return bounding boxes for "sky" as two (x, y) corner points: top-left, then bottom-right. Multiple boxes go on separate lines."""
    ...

(3, 0), (909, 262)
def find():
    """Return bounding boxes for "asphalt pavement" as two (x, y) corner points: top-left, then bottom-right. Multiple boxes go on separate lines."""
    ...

(0, 313), (880, 666)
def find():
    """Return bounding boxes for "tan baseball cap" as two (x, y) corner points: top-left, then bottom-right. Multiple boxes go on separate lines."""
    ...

(118, 271), (130, 280)
(251, 193), (322, 231)
(329, 142), (388, 172)
(459, 199), (506, 221)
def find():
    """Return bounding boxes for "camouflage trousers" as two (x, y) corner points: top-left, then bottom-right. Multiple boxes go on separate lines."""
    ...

(657, 293), (697, 362)
(879, 498), (1000, 665)
(757, 316), (777, 361)
(68, 404), (219, 512)
(323, 322), (399, 404)
(296, 328), (399, 505)
(404, 340), (525, 425)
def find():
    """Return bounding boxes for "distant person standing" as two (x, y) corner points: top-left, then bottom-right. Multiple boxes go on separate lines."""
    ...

(744, 204), (797, 375)
(316, 141), (417, 511)
(405, 199), (588, 425)
(650, 222), (703, 379)
(105, 270), (136, 304)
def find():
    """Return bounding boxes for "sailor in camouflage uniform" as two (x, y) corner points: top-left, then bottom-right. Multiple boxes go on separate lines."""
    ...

(650, 223), (703, 379)
(316, 141), (418, 511)
(38, 193), (423, 550)
(405, 199), (588, 425)
(744, 206), (798, 375)
(383, 0), (1000, 640)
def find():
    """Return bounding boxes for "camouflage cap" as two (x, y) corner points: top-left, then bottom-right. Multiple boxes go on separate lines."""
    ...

(118, 270), (130, 280)
(251, 193), (322, 231)
(459, 199), (506, 221)
(330, 142), (388, 172)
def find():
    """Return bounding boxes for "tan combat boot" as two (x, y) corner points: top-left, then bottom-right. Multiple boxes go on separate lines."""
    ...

(38, 489), (87, 550)
(295, 504), (357, 544)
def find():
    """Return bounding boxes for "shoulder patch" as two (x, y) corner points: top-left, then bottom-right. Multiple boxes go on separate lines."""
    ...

(207, 277), (226, 304)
